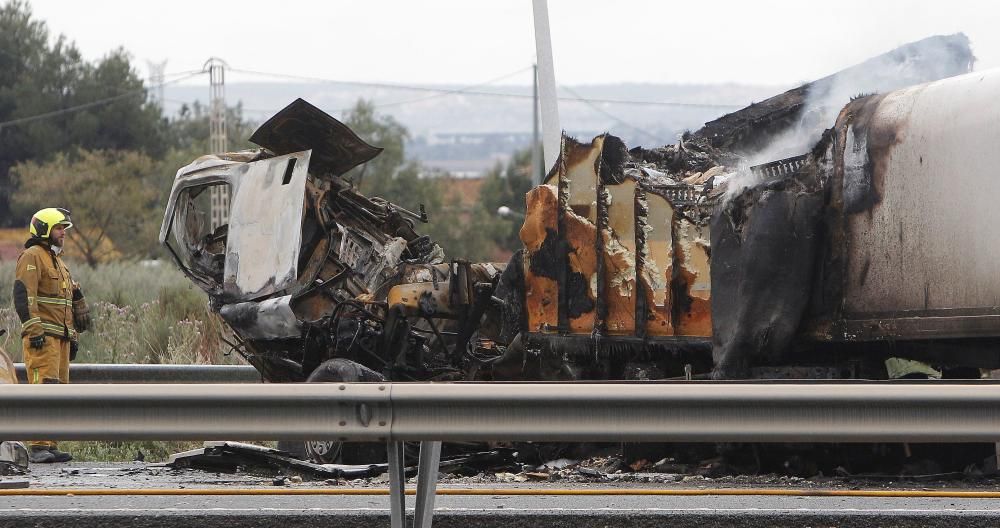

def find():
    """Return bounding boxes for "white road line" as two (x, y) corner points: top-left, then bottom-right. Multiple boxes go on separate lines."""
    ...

(4, 507), (1000, 514)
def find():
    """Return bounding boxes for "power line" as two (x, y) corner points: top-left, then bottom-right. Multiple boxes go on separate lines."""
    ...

(362, 66), (534, 111)
(162, 67), (533, 117)
(559, 85), (671, 145)
(227, 67), (743, 110)
(0, 70), (205, 130)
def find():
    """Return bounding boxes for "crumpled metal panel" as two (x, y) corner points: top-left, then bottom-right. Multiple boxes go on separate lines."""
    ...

(603, 178), (638, 335)
(219, 295), (302, 340)
(561, 136), (601, 333)
(521, 184), (560, 332)
(674, 218), (712, 336)
(224, 150), (311, 299)
(248, 98), (382, 177)
(641, 192), (674, 336)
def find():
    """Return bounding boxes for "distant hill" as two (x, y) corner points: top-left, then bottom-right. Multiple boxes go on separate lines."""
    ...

(164, 81), (788, 176)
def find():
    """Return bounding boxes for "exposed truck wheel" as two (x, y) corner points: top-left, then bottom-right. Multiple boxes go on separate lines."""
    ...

(295, 358), (385, 464)
(304, 439), (343, 465)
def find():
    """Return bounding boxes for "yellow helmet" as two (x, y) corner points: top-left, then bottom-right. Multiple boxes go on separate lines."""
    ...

(29, 208), (73, 238)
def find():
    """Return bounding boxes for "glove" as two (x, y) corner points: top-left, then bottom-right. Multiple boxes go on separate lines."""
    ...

(70, 340), (79, 361)
(72, 287), (91, 333)
(29, 335), (45, 349)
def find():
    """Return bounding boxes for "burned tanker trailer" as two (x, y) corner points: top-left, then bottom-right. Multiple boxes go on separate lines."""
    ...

(711, 67), (1000, 380)
(507, 35), (995, 382)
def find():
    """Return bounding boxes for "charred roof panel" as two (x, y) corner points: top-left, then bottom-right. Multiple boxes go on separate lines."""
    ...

(249, 98), (382, 177)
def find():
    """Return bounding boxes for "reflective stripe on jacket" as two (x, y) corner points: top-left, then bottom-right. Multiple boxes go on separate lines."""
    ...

(13, 243), (77, 340)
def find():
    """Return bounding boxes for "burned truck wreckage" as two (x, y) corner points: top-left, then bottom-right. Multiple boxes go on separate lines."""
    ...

(160, 33), (997, 403)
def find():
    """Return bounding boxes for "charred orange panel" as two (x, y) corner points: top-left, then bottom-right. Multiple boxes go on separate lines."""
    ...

(674, 218), (712, 337)
(562, 136), (604, 223)
(564, 207), (598, 333)
(559, 136), (602, 333)
(641, 191), (674, 336)
(602, 178), (638, 335)
(386, 282), (453, 317)
(521, 185), (559, 332)
(525, 133), (714, 339)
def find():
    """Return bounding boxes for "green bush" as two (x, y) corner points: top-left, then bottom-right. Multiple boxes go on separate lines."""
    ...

(0, 260), (238, 365)
(56, 440), (206, 463)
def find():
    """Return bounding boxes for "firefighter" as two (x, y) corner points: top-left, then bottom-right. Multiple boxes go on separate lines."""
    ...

(12, 208), (90, 463)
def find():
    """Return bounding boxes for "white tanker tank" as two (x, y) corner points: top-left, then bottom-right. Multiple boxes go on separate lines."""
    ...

(712, 68), (1000, 378)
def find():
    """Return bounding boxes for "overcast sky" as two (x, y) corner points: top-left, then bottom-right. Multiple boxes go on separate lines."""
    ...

(24, 0), (1000, 89)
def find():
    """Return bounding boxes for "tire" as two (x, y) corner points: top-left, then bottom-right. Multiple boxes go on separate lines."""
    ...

(304, 439), (343, 465)
(297, 358), (385, 464)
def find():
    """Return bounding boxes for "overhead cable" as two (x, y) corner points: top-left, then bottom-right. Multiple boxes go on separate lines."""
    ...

(227, 67), (743, 110)
(0, 70), (206, 130)
(559, 85), (671, 145)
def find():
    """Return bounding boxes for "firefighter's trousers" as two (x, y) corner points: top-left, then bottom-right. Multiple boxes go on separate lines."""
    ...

(22, 335), (70, 449)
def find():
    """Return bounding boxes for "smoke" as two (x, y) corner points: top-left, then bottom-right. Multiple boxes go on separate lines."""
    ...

(747, 33), (975, 166)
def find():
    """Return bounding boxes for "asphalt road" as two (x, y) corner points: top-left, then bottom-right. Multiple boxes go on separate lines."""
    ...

(5, 493), (1000, 528)
(4, 462), (1000, 527)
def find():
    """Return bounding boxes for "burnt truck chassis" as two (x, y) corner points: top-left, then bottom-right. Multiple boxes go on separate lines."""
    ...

(161, 33), (1000, 398)
(161, 76), (1000, 397)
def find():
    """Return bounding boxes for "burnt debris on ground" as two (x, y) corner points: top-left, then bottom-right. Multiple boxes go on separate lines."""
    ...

(164, 442), (515, 482)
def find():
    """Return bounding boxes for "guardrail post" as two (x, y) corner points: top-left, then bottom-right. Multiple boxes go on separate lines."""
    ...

(387, 441), (406, 528)
(413, 441), (442, 528)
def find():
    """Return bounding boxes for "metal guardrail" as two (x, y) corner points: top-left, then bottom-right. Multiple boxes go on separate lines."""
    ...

(2, 381), (1000, 442)
(3, 380), (1000, 528)
(13, 363), (261, 384)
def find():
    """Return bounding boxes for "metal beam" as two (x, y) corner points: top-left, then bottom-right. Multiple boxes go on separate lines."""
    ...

(0, 383), (390, 441)
(388, 382), (1000, 443)
(14, 363), (261, 384)
(2, 382), (1000, 443)
(387, 440), (407, 528)
(413, 441), (442, 528)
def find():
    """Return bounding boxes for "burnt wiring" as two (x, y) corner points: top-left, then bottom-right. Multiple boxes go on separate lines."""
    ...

(465, 339), (506, 364)
(328, 299), (384, 354)
(422, 316), (451, 359)
(220, 335), (253, 363)
(410, 326), (458, 337)
(324, 299), (419, 382)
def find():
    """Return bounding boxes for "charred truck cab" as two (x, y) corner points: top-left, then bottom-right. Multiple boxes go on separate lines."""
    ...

(160, 99), (510, 390)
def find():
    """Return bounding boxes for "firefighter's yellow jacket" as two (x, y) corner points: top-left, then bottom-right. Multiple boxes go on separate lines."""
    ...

(13, 240), (78, 341)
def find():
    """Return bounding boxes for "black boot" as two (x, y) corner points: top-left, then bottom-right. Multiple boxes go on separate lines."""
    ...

(28, 446), (55, 464)
(47, 447), (73, 463)
(28, 446), (72, 463)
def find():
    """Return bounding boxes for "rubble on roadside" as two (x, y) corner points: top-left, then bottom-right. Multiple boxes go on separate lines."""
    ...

(163, 441), (515, 482)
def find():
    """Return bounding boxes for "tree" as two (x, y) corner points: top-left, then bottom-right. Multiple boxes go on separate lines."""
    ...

(477, 147), (534, 255)
(338, 99), (543, 262)
(0, 1), (168, 226)
(10, 149), (160, 266)
(341, 99), (409, 197)
(165, 101), (256, 153)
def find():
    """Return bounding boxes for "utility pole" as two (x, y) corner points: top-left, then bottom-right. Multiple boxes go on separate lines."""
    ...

(532, 0), (561, 176)
(205, 58), (229, 231)
(531, 64), (543, 186)
(146, 60), (167, 107)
